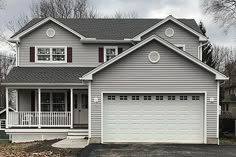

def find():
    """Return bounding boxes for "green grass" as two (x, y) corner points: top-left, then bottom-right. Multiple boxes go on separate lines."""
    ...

(0, 139), (11, 144)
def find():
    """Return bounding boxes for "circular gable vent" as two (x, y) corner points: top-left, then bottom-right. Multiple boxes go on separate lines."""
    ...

(148, 51), (160, 63)
(165, 27), (174, 37)
(46, 28), (55, 38)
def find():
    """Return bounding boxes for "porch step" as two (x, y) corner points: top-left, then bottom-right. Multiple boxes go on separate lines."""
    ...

(67, 129), (88, 139)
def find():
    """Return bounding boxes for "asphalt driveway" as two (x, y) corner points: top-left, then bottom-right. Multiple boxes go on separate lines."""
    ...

(79, 144), (236, 157)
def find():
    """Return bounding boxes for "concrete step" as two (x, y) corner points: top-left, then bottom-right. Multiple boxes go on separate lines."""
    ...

(68, 132), (88, 136)
(67, 129), (88, 139)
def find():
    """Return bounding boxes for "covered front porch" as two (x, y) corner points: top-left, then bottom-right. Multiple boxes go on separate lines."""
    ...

(5, 87), (89, 129)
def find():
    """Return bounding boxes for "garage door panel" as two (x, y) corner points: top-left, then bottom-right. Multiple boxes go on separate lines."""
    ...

(103, 93), (204, 143)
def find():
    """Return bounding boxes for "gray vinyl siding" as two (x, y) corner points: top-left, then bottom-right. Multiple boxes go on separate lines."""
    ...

(19, 21), (131, 67)
(90, 40), (217, 139)
(142, 21), (200, 58)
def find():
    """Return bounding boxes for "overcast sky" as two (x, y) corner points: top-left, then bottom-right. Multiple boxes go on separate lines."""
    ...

(0, 0), (235, 53)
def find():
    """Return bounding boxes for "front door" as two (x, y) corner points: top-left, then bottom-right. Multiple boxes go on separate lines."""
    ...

(79, 93), (88, 124)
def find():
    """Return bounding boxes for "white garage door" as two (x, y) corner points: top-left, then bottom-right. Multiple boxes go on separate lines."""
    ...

(103, 93), (204, 143)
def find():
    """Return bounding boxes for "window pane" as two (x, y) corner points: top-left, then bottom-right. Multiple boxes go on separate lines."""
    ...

(53, 93), (65, 103)
(41, 93), (50, 103)
(38, 55), (50, 61)
(81, 94), (88, 109)
(106, 48), (116, 55)
(38, 48), (50, 54)
(42, 104), (50, 111)
(52, 48), (65, 61)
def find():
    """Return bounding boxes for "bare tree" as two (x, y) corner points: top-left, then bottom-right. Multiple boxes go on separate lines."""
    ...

(113, 11), (138, 19)
(212, 44), (232, 72)
(201, 0), (236, 29)
(6, 14), (30, 34)
(30, 0), (97, 18)
(0, 54), (15, 108)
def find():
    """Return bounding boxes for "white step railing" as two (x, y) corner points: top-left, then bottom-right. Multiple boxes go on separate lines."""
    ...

(8, 111), (71, 127)
(0, 119), (6, 130)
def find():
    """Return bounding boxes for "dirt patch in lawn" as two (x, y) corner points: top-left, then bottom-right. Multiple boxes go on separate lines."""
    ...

(0, 139), (82, 157)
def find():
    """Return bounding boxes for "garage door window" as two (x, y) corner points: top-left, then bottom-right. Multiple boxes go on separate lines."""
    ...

(144, 96), (151, 100)
(108, 96), (116, 100)
(192, 96), (200, 100)
(156, 96), (164, 100)
(180, 96), (188, 100)
(120, 96), (128, 100)
(132, 96), (140, 100)
(168, 96), (175, 100)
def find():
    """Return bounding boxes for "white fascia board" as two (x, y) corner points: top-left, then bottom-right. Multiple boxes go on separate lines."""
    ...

(81, 34), (227, 81)
(132, 15), (208, 42)
(9, 17), (86, 42)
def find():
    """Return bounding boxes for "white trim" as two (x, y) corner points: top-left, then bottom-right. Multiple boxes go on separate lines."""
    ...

(38, 88), (41, 128)
(70, 88), (73, 129)
(35, 46), (67, 64)
(5, 128), (88, 133)
(101, 91), (207, 144)
(101, 91), (104, 143)
(204, 92), (207, 144)
(88, 81), (91, 138)
(9, 17), (86, 41)
(16, 90), (18, 112)
(6, 86), (88, 90)
(132, 15), (208, 41)
(81, 35), (228, 81)
(103, 46), (118, 62)
(174, 44), (186, 51)
(2, 83), (86, 86)
(0, 107), (15, 115)
(5, 88), (8, 129)
(217, 81), (220, 144)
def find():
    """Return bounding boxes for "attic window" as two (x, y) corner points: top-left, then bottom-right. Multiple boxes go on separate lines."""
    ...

(46, 28), (55, 38)
(165, 28), (174, 37)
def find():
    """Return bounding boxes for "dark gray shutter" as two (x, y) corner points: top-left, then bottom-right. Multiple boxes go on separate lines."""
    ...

(30, 47), (35, 62)
(99, 47), (104, 63)
(67, 47), (72, 63)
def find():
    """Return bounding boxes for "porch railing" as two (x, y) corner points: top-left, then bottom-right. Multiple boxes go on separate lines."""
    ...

(0, 119), (6, 130)
(8, 111), (71, 128)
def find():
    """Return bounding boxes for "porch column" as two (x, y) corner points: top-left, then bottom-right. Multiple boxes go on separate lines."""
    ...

(15, 89), (18, 111)
(5, 87), (9, 129)
(38, 88), (41, 128)
(70, 88), (73, 129)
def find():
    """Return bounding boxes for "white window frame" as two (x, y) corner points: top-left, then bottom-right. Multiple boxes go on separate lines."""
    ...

(174, 44), (186, 51)
(104, 46), (118, 62)
(35, 46), (67, 63)
(36, 90), (67, 112)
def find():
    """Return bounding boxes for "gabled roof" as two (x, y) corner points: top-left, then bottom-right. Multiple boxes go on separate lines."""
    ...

(80, 35), (228, 81)
(3, 67), (95, 85)
(132, 15), (208, 41)
(9, 16), (204, 42)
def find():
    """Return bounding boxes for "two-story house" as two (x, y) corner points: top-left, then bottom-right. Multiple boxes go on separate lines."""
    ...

(3, 15), (227, 144)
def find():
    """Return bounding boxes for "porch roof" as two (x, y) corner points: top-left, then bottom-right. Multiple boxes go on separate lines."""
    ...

(5, 67), (95, 84)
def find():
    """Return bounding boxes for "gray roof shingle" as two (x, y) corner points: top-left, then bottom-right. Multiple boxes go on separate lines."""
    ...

(6, 67), (95, 83)
(11, 18), (202, 40)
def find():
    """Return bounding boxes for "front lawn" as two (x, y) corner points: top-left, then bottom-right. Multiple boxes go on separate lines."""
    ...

(0, 139), (82, 157)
